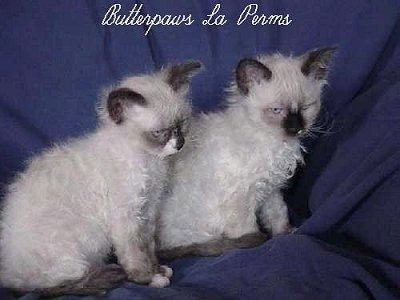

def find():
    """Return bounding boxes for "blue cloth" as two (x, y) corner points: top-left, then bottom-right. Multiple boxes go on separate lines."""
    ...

(1, 1), (399, 299)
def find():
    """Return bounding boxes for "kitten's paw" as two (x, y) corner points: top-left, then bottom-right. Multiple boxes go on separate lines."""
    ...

(158, 265), (173, 278)
(149, 274), (170, 288)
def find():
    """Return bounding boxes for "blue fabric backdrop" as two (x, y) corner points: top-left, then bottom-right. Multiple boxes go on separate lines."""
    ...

(0, 1), (399, 299)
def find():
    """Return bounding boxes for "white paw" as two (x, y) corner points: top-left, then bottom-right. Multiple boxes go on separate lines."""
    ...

(149, 273), (170, 288)
(159, 265), (173, 278)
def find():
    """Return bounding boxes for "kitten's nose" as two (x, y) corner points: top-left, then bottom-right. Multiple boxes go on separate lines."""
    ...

(283, 112), (305, 136)
(287, 127), (302, 135)
(173, 126), (185, 150)
(176, 136), (185, 150)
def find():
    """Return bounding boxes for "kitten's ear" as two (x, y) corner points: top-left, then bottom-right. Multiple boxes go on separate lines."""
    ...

(166, 60), (202, 92)
(236, 58), (272, 95)
(107, 88), (146, 124)
(300, 47), (336, 80)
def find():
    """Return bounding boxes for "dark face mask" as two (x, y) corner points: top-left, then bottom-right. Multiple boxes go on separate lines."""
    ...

(282, 111), (305, 136)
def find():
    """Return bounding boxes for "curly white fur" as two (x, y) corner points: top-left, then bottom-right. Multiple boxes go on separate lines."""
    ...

(0, 61), (200, 291)
(157, 49), (334, 254)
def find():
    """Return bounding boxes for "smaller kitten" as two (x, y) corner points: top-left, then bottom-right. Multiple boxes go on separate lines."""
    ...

(157, 48), (335, 259)
(0, 60), (201, 296)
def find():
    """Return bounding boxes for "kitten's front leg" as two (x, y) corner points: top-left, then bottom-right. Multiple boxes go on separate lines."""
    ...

(141, 222), (173, 287)
(254, 180), (293, 236)
(111, 213), (171, 288)
(110, 215), (156, 285)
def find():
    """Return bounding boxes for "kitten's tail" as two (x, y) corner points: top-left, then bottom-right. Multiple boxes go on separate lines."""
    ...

(29, 264), (126, 298)
(157, 232), (268, 260)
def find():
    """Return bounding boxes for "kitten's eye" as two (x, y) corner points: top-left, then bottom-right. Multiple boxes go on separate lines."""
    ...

(151, 130), (160, 137)
(267, 108), (284, 114)
(151, 129), (167, 138)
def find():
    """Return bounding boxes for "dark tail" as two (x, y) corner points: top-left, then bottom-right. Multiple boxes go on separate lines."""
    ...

(32, 264), (127, 298)
(158, 232), (269, 260)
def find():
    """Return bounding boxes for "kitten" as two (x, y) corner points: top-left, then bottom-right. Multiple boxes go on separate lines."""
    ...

(0, 60), (201, 296)
(157, 48), (335, 259)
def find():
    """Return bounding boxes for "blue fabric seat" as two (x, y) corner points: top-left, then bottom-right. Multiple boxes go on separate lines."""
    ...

(1, 1), (399, 299)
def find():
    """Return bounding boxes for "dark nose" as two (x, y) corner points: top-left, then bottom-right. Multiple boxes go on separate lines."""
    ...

(283, 111), (305, 136)
(286, 127), (302, 135)
(173, 126), (185, 150)
(176, 136), (185, 150)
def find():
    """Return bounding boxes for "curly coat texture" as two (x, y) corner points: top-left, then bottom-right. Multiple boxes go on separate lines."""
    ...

(157, 48), (335, 258)
(0, 61), (200, 293)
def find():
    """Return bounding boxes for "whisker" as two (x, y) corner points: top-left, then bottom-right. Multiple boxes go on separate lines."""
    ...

(305, 109), (338, 137)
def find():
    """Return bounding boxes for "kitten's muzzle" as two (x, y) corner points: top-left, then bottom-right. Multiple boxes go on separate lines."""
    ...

(283, 112), (305, 136)
(173, 126), (185, 150)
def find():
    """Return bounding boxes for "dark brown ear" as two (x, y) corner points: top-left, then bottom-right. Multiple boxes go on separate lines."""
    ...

(107, 88), (146, 124)
(301, 47), (336, 80)
(236, 58), (272, 95)
(166, 60), (202, 91)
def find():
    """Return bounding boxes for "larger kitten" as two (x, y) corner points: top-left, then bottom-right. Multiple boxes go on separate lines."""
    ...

(157, 48), (335, 259)
(0, 61), (201, 296)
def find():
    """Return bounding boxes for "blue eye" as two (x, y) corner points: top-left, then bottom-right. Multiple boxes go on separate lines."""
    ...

(151, 128), (168, 138)
(151, 130), (162, 137)
(268, 108), (283, 114)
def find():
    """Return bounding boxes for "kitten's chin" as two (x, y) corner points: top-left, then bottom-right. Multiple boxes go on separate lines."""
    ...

(157, 148), (179, 159)
(156, 140), (182, 158)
